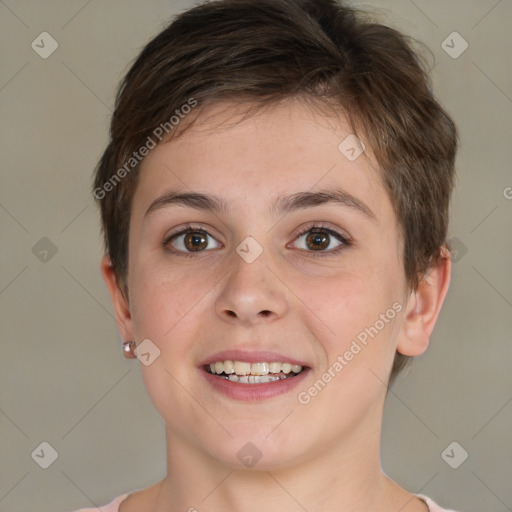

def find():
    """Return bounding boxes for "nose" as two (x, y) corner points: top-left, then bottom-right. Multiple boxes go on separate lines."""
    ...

(214, 251), (288, 326)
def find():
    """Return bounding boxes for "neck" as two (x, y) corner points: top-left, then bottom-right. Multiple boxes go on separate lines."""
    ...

(151, 417), (406, 511)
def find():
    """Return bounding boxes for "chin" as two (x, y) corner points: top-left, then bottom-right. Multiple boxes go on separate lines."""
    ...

(202, 427), (308, 471)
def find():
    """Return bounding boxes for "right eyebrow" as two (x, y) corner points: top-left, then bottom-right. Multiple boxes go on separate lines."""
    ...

(144, 189), (229, 219)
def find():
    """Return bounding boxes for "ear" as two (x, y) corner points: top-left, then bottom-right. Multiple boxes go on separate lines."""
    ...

(396, 249), (451, 357)
(100, 255), (134, 342)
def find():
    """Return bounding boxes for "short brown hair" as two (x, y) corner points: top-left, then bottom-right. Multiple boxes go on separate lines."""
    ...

(93, 0), (457, 381)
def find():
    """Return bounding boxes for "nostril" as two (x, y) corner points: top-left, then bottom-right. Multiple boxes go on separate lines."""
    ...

(260, 310), (271, 317)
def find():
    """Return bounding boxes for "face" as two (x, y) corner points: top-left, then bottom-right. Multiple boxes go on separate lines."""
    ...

(120, 99), (411, 469)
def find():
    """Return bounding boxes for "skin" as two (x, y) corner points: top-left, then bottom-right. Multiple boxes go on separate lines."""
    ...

(101, 98), (450, 511)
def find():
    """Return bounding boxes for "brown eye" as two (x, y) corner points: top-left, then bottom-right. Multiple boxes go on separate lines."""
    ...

(291, 225), (348, 255)
(183, 231), (208, 251)
(304, 230), (330, 251)
(167, 228), (221, 253)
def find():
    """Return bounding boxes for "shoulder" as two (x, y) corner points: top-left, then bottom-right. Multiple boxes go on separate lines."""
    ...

(72, 481), (162, 511)
(71, 493), (129, 512)
(416, 494), (461, 512)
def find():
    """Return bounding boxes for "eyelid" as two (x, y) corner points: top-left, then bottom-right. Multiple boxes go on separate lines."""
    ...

(164, 223), (221, 242)
(289, 222), (352, 244)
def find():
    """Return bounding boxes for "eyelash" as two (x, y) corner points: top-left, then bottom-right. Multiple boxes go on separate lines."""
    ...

(163, 223), (352, 259)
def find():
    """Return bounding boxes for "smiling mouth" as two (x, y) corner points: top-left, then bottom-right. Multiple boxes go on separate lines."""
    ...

(204, 360), (306, 384)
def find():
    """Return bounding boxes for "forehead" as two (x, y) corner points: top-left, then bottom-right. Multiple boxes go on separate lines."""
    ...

(132, 99), (389, 221)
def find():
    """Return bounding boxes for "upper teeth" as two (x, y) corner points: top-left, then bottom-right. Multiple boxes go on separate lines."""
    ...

(209, 361), (303, 376)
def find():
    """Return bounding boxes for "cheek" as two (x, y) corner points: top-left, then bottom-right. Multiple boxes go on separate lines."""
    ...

(127, 265), (214, 429)
(128, 255), (210, 340)
(295, 255), (404, 367)
(292, 268), (404, 425)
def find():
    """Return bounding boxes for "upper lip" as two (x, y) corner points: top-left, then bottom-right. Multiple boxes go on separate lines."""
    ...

(198, 349), (310, 368)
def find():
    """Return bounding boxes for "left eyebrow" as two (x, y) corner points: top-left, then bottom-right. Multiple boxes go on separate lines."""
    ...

(271, 189), (376, 221)
(143, 187), (376, 221)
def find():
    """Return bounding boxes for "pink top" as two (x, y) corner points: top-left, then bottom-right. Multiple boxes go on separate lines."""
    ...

(72, 492), (459, 511)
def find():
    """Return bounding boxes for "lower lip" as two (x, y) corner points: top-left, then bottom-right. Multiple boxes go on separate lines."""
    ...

(200, 368), (311, 401)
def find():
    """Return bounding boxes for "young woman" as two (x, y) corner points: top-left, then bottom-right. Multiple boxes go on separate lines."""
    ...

(77, 0), (460, 510)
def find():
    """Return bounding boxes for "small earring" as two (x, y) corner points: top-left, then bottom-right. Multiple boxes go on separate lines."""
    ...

(122, 341), (137, 359)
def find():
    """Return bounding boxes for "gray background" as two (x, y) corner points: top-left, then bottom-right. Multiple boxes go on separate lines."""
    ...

(1, 0), (511, 511)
